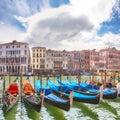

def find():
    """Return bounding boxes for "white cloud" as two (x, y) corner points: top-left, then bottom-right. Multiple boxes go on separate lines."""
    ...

(60, 31), (120, 51)
(114, 0), (120, 15)
(0, 24), (24, 43)
(70, 0), (116, 29)
(101, 33), (120, 48)
(1, 0), (119, 51)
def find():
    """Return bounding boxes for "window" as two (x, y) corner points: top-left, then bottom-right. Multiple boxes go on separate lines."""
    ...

(43, 53), (45, 57)
(0, 51), (2, 55)
(6, 51), (9, 55)
(16, 50), (18, 54)
(25, 50), (27, 55)
(37, 65), (39, 68)
(17, 45), (20, 48)
(37, 59), (39, 63)
(40, 53), (42, 57)
(37, 53), (39, 57)
(40, 65), (44, 68)
(40, 59), (45, 64)
(33, 59), (35, 63)
(33, 65), (35, 68)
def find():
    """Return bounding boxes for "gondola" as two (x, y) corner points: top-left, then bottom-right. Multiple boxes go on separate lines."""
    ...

(47, 79), (100, 104)
(57, 77), (88, 91)
(36, 79), (51, 95)
(22, 79), (43, 112)
(87, 88), (117, 99)
(65, 77), (98, 90)
(35, 79), (71, 111)
(44, 92), (70, 111)
(65, 77), (117, 99)
(23, 94), (42, 112)
(2, 93), (19, 112)
(2, 79), (19, 112)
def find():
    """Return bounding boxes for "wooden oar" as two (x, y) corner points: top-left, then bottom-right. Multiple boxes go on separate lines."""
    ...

(119, 71), (120, 80)
(59, 68), (62, 97)
(118, 71), (120, 82)
(40, 71), (42, 94)
(46, 76), (49, 86)
(101, 71), (104, 85)
(68, 71), (73, 106)
(34, 72), (35, 90)
(9, 73), (11, 85)
(92, 68), (94, 82)
(68, 71), (71, 80)
(99, 83), (103, 101)
(114, 71), (116, 86)
(20, 69), (23, 102)
(78, 70), (81, 91)
(40, 70), (44, 105)
(2, 72), (6, 96)
(69, 91), (73, 106)
(104, 69), (107, 87)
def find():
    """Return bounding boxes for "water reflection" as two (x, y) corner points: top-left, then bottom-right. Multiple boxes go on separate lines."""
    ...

(40, 106), (54, 120)
(24, 102), (40, 120)
(0, 104), (5, 120)
(16, 99), (29, 120)
(44, 102), (66, 120)
(0, 97), (68, 120)
(3, 103), (18, 120)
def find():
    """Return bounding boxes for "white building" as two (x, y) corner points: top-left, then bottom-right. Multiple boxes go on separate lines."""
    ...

(0, 40), (30, 75)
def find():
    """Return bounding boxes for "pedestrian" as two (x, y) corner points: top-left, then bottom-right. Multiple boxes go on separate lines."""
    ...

(99, 83), (104, 101)
(116, 80), (120, 97)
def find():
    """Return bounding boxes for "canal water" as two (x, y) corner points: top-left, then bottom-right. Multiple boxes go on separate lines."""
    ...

(1, 98), (120, 120)
(0, 75), (120, 120)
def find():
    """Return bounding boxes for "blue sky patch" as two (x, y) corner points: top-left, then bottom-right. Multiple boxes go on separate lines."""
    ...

(98, 7), (120, 36)
(49, 0), (70, 8)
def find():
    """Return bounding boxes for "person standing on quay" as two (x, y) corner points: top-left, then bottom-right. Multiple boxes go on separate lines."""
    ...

(99, 83), (104, 101)
(116, 80), (120, 97)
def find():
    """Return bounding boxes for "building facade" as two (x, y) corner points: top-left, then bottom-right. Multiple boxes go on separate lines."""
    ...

(0, 40), (30, 75)
(90, 49), (101, 72)
(100, 47), (120, 71)
(45, 49), (69, 75)
(81, 50), (90, 73)
(72, 50), (90, 74)
(32, 47), (46, 74)
(1, 40), (120, 76)
(30, 47), (120, 75)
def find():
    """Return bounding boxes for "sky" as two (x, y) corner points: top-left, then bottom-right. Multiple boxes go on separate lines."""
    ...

(0, 0), (120, 50)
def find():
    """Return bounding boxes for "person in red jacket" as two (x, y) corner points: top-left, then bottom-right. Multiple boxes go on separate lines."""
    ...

(7, 79), (19, 96)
